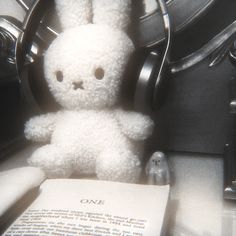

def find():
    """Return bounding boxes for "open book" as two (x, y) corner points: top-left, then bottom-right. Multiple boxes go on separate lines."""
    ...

(2, 174), (169, 236)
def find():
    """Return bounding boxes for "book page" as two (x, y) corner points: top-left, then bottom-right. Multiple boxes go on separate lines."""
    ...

(3, 179), (169, 236)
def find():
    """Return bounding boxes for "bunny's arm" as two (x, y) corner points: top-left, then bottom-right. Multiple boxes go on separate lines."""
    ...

(114, 109), (154, 141)
(24, 113), (58, 142)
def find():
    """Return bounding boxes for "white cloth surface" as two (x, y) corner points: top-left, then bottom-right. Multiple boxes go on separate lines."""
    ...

(168, 154), (223, 236)
(0, 145), (226, 236)
(0, 166), (45, 217)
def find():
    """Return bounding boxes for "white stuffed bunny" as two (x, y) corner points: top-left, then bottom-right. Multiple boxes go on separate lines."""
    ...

(24, 0), (154, 183)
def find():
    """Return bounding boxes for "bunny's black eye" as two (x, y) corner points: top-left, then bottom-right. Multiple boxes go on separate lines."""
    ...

(55, 70), (63, 82)
(94, 67), (105, 80)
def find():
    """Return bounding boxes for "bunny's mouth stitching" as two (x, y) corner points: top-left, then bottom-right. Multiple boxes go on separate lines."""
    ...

(73, 81), (84, 90)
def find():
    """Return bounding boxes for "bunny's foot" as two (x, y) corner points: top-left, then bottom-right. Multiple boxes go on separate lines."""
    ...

(96, 149), (141, 183)
(28, 144), (74, 178)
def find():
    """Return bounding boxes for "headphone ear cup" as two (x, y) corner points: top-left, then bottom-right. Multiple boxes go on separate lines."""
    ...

(134, 51), (162, 113)
(15, 0), (56, 115)
(152, 59), (170, 110)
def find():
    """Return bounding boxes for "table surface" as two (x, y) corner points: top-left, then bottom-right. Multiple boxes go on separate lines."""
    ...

(1, 144), (236, 236)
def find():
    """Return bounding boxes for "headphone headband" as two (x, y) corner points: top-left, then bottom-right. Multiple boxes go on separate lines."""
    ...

(15, 0), (56, 114)
(134, 0), (172, 113)
(16, 0), (54, 74)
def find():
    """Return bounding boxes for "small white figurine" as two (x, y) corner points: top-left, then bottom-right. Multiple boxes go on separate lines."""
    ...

(145, 151), (171, 185)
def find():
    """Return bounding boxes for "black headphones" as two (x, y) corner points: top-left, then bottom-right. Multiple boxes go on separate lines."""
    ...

(134, 0), (172, 113)
(15, 0), (59, 115)
(2, 0), (172, 116)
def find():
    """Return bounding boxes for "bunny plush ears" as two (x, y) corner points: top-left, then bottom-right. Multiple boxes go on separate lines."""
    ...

(55, 0), (132, 32)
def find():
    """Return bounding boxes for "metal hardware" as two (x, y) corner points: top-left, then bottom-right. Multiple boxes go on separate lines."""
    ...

(153, 0), (172, 106)
(224, 77), (236, 200)
(138, 0), (216, 48)
(209, 32), (236, 68)
(134, 51), (160, 113)
(0, 26), (16, 65)
(134, 0), (172, 113)
(171, 20), (236, 73)
(0, 17), (21, 71)
(16, 0), (59, 41)
(15, 0), (54, 74)
(0, 16), (44, 70)
(229, 41), (236, 65)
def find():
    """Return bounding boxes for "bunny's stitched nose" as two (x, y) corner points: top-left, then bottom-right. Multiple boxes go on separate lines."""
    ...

(73, 81), (84, 90)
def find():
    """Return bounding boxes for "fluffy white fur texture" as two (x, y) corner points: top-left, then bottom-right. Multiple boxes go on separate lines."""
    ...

(25, 0), (154, 183)
(55, 0), (92, 29)
(93, 0), (131, 31)
(44, 25), (134, 109)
